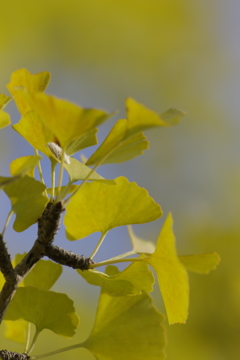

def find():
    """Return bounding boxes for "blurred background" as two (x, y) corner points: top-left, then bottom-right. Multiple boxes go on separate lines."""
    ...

(0, 0), (240, 359)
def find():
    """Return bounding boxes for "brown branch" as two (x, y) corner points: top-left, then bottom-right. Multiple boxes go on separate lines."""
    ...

(0, 202), (64, 323)
(0, 200), (93, 326)
(0, 350), (29, 360)
(0, 234), (16, 283)
(45, 244), (94, 270)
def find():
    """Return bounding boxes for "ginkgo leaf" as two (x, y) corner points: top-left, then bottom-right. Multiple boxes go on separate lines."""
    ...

(83, 289), (166, 360)
(66, 128), (98, 155)
(4, 256), (63, 344)
(0, 176), (22, 190)
(0, 94), (12, 129)
(65, 176), (162, 240)
(161, 108), (186, 125)
(24, 260), (62, 290)
(78, 262), (154, 296)
(0, 156), (42, 191)
(179, 253), (221, 274)
(0, 94), (12, 109)
(13, 110), (57, 159)
(4, 320), (28, 344)
(7, 68), (50, 115)
(13, 254), (62, 290)
(86, 99), (185, 166)
(126, 97), (185, 137)
(25, 91), (113, 148)
(128, 225), (156, 254)
(10, 155), (41, 177)
(63, 157), (116, 184)
(86, 119), (148, 166)
(0, 111), (11, 129)
(3, 175), (48, 232)
(4, 286), (79, 337)
(140, 213), (189, 325)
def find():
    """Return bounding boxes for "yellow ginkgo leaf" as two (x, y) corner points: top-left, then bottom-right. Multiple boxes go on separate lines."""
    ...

(65, 176), (162, 240)
(10, 155), (41, 177)
(78, 262), (154, 296)
(141, 213), (189, 325)
(3, 176), (48, 232)
(26, 91), (113, 148)
(0, 94), (12, 109)
(126, 97), (186, 137)
(83, 289), (166, 360)
(13, 110), (56, 159)
(179, 253), (221, 274)
(7, 68), (50, 115)
(86, 98), (185, 166)
(86, 119), (148, 166)
(4, 320), (28, 344)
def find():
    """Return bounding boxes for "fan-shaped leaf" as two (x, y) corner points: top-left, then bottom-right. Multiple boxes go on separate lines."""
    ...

(0, 94), (12, 128)
(86, 119), (148, 166)
(126, 97), (185, 137)
(10, 155), (41, 177)
(179, 253), (221, 274)
(65, 176), (162, 240)
(83, 289), (166, 360)
(78, 262), (154, 296)
(25, 91), (113, 148)
(86, 98), (185, 166)
(0, 110), (11, 129)
(7, 68), (50, 115)
(128, 226), (220, 275)
(63, 157), (115, 184)
(4, 287), (79, 337)
(160, 108), (186, 125)
(4, 320), (28, 344)
(13, 110), (57, 159)
(3, 175), (48, 232)
(66, 129), (98, 155)
(0, 94), (12, 109)
(13, 254), (63, 291)
(141, 213), (189, 325)
(4, 256), (63, 344)
(24, 260), (62, 290)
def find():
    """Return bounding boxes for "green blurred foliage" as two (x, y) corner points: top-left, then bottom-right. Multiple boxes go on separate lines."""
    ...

(0, 0), (238, 359)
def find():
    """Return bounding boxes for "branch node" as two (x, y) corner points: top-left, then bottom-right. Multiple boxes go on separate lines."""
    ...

(0, 350), (29, 360)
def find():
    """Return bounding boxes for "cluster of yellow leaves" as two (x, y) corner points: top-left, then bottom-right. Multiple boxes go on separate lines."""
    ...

(0, 69), (221, 360)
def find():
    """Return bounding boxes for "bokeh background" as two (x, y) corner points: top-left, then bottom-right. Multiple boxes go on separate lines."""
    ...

(0, 0), (240, 359)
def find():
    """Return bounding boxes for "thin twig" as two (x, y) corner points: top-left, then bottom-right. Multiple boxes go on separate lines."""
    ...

(30, 343), (84, 360)
(90, 232), (107, 259)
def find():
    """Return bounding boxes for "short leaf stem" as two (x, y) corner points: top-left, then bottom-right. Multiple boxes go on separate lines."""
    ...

(30, 343), (84, 360)
(35, 149), (48, 198)
(89, 256), (144, 269)
(99, 250), (136, 262)
(26, 328), (40, 355)
(56, 147), (66, 202)
(50, 161), (57, 201)
(90, 232), (108, 259)
(1, 210), (13, 236)
(24, 323), (31, 354)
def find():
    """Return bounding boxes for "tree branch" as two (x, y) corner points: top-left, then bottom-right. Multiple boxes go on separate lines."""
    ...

(0, 202), (64, 323)
(0, 234), (16, 283)
(0, 350), (29, 360)
(0, 200), (94, 326)
(45, 244), (94, 270)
